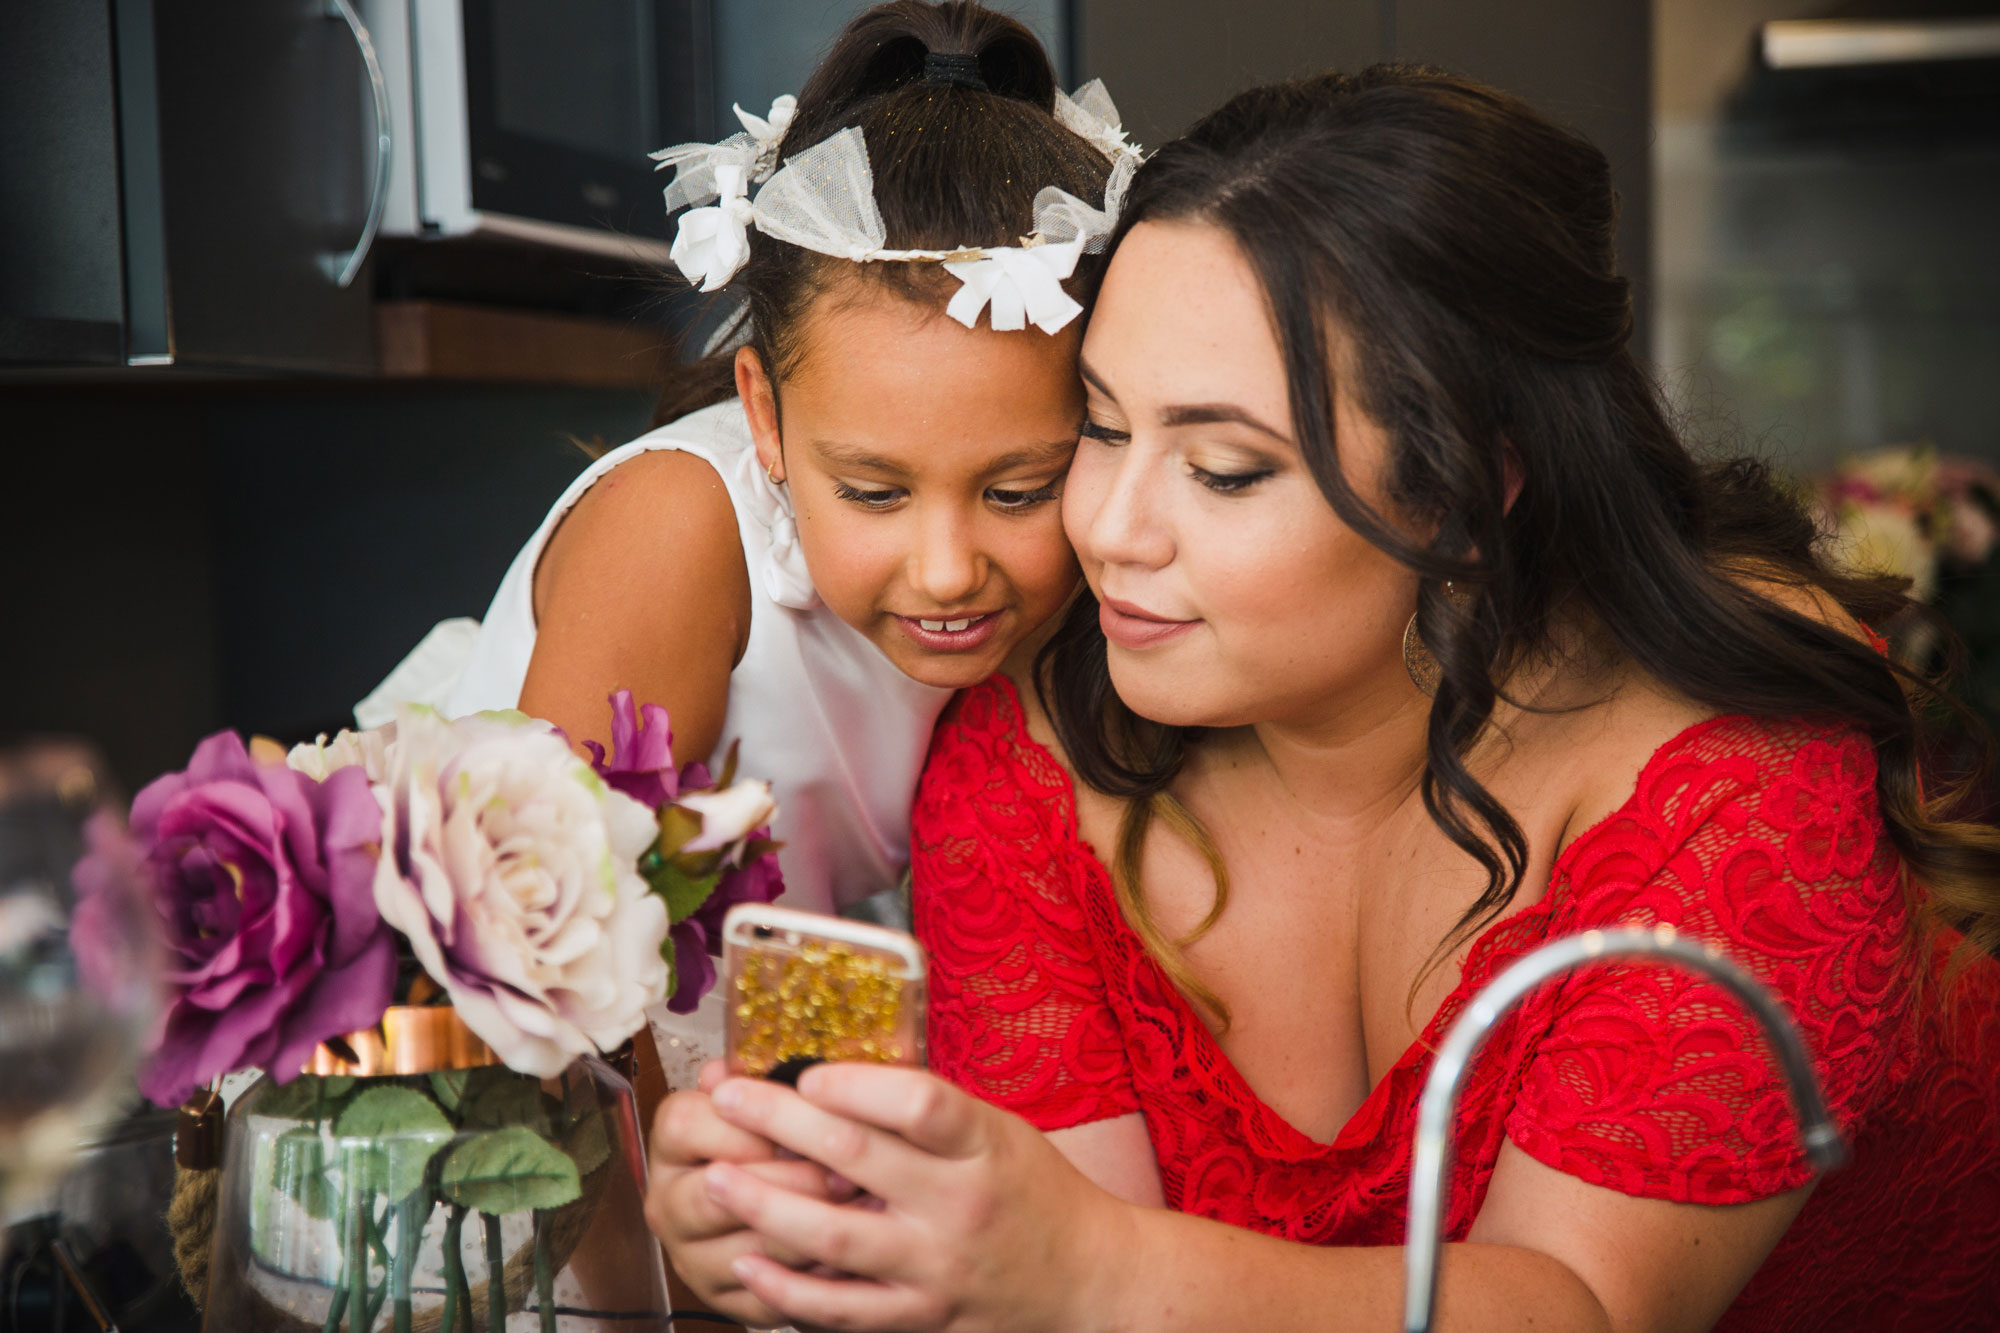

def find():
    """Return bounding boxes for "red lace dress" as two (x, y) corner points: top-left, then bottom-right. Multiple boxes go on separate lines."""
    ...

(912, 677), (2000, 1331)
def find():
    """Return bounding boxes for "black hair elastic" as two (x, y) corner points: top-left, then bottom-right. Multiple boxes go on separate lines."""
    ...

(921, 51), (987, 90)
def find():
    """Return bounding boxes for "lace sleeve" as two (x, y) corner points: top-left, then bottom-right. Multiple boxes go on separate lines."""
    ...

(1505, 720), (1919, 1205)
(912, 681), (1141, 1131)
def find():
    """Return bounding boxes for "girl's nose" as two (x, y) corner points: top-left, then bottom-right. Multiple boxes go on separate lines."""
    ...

(910, 506), (986, 606)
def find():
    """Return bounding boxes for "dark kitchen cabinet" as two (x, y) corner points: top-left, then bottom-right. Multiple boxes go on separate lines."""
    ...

(1, 0), (380, 374)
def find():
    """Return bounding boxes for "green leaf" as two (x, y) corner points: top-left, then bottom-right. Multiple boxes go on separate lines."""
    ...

(439, 1128), (582, 1214)
(273, 1127), (336, 1220)
(429, 1069), (472, 1114)
(334, 1086), (454, 1139)
(253, 1074), (355, 1122)
(334, 1087), (455, 1201)
(458, 1069), (551, 1134)
(646, 856), (722, 926)
(563, 1108), (610, 1177)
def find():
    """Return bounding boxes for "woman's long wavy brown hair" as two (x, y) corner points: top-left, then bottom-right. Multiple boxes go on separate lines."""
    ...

(650, 0), (1112, 426)
(1041, 65), (2000, 1024)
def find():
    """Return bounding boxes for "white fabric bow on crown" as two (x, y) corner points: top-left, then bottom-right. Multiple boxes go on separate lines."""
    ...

(652, 81), (1143, 334)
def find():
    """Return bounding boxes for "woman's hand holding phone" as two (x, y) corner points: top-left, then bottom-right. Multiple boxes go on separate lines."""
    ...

(645, 1058), (859, 1327)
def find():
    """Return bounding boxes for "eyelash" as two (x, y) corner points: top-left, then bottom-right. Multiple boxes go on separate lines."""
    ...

(830, 481), (1063, 512)
(1192, 466), (1274, 495)
(832, 482), (903, 509)
(1080, 418), (1272, 496)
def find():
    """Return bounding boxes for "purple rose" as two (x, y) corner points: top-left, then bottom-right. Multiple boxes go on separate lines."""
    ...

(584, 691), (684, 810)
(665, 839), (783, 1014)
(131, 733), (395, 1107)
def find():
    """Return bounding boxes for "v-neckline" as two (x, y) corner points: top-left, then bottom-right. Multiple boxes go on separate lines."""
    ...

(979, 673), (1750, 1156)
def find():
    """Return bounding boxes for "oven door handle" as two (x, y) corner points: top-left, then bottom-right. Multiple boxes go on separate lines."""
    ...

(320, 0), (392, 289)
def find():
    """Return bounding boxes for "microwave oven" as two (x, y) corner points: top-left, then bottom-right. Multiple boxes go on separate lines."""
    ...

(360, 0), (714, 261)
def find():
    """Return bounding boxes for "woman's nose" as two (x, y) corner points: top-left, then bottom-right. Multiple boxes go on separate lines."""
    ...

(1079, 444), (1172, 571)
(910, 506), (986, 606)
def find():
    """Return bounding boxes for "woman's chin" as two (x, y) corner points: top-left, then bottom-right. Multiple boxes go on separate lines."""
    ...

(1106, 661), (1229, 730)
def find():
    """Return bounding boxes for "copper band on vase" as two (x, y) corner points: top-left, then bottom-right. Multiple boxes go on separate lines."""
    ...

(304, 1004), (501, 1077)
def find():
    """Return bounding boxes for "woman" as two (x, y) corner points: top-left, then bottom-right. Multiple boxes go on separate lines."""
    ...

(370, 2), (1132, 1077)
(651, 67), (2000, 1330)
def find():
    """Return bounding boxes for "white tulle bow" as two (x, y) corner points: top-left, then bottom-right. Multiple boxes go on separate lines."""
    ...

(648, 83), (1144, 334)
(670, 164), (757, 292)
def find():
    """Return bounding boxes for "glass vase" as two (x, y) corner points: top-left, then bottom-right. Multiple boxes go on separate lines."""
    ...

(200, 1006), (670, 1332)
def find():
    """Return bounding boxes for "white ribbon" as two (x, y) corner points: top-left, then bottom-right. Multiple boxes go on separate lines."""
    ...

(670, 164), (756, 292)
(650, 94), (797, 215)
(943, 239), (1086, 334)
(733, 94), (796, 174)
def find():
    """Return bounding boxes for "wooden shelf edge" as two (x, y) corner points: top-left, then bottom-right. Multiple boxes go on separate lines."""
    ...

(375, 300), (673, 390)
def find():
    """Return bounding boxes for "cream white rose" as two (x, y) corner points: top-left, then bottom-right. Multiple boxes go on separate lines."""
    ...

(370, 707), (670, 1077)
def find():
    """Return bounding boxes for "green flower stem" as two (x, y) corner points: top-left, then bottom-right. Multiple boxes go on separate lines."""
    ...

(484, 1212), (505, 1333)
(440, 1205), (465, 1333)
(347, 1189), (369, 1333)
(533, 1210), (556, 1333)
(391, 1196), (422, 1333)
(363, 1203), (391, 1331)
(321, 1282), (349, 1333)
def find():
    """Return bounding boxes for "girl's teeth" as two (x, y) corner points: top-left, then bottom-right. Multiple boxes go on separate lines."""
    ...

(945, 618), (970, 632)
(916, 617), (977, 633)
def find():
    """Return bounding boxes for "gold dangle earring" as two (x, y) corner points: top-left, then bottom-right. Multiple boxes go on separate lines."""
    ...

(1402, 581), (1456, 699)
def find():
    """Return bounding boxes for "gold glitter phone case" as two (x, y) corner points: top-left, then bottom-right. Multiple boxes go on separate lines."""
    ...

(721, 904), (927, 1084)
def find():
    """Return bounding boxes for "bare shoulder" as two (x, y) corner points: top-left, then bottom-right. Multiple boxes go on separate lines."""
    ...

(520, 446), (752, 763)
(534, 448), (746, 623)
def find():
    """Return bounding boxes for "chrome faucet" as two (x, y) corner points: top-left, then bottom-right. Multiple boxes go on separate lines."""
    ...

(1402, 926), (1849, 1333)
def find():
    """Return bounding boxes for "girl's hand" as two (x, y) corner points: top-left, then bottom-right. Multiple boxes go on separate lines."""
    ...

(645, 1061), (857, 1326)
(703, 1063), (1135, 1332)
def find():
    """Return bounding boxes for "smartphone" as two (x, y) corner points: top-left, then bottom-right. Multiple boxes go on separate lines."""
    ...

(721, 903), (927, 1085)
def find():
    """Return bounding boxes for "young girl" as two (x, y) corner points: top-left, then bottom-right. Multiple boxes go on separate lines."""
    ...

(654, 68), (2000, 1331)
(371, 2), (1131, 1076)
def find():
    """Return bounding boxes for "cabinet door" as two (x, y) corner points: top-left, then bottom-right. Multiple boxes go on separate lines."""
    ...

(147, 0), (379, 372)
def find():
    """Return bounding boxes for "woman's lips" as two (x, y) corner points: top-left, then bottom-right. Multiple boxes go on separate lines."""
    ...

(896, 611), (1003, 653)
(1098, 597), (1198, 649)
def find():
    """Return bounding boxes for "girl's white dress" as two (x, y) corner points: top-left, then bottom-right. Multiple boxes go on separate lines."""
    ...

(362, 399), (952, 1087)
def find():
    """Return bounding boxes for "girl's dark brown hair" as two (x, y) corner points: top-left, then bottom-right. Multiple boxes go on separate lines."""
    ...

(1041, 65), (2000, 1021)
(651, 0), (1112, 426)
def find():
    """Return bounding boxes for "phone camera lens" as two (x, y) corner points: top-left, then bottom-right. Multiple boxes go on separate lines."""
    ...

(751, 925), (775, 939)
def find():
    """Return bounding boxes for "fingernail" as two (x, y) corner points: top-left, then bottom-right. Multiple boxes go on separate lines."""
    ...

(713, 1081), (744, 1111)
(704, 1163), (732, 1199)
(730, 1255), (757, 1284)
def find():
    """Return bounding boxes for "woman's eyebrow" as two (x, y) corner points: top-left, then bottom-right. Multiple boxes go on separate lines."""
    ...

(1081, 358), (1292, 444)
(1158, 402), (1293, 444)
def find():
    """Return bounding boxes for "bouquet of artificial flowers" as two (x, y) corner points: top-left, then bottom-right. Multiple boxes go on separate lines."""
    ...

(66, 692), (782, 1330)
(81, 689), (781, 1106)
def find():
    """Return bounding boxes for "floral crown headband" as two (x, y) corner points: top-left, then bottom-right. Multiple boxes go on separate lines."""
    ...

(649, 80), (1143, 335)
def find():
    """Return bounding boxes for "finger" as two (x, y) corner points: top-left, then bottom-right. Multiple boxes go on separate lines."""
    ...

(652, 1088), (783, 1168)
(711, 1077), (933, 1200)
(731, 1252), (933, 1333)
(648, 1161), (749, 1245)
(738, 1158), (852, 1200)
(706, 1160), (908, 1282)
(666, 1230), (794, 1329)
(697, 1057), (729, 1093)
(797, 1062), (987, 1159)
